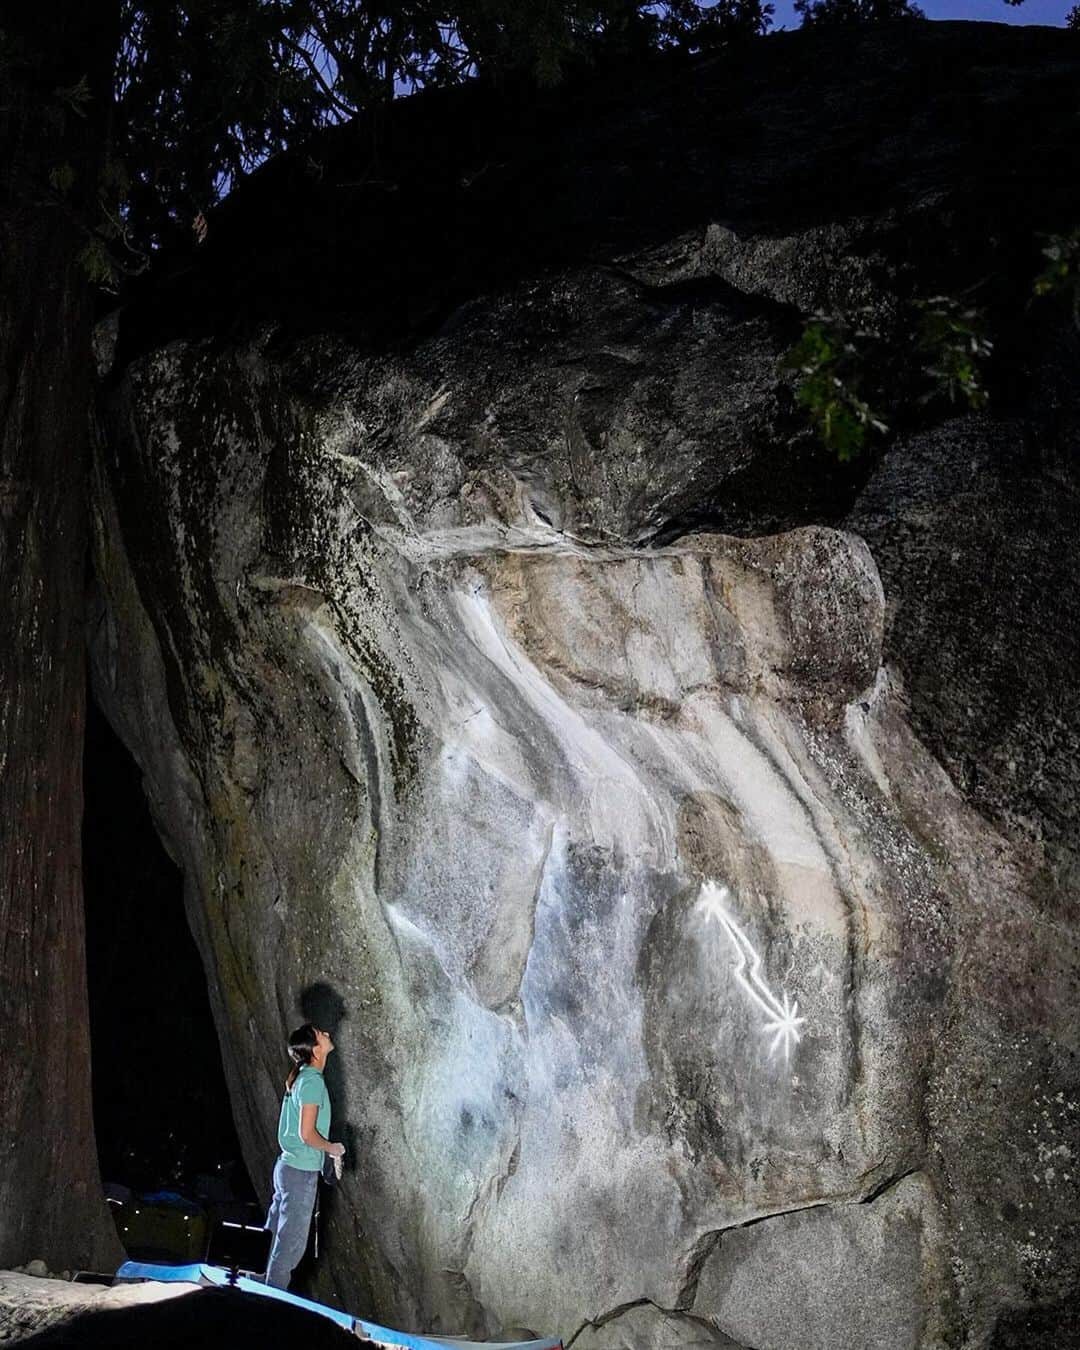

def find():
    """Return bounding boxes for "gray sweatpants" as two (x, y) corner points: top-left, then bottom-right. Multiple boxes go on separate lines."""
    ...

(264, 1156), (319, 1289)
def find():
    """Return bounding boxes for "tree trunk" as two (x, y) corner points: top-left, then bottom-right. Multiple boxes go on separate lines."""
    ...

(0, 8), (123, 1271)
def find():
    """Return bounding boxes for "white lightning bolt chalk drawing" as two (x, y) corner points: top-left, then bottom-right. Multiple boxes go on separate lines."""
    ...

(695, 880), (806, 1062)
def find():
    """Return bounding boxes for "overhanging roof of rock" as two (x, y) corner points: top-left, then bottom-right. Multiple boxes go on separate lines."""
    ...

(118, 19), (1080, 365)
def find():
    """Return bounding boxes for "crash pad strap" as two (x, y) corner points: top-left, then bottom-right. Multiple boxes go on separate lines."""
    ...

(114, 1261), (356, 1331)
(114, 1261), (561, 1349)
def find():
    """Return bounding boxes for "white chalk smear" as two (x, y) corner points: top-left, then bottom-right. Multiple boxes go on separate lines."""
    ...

(696, 880), (806, 1063)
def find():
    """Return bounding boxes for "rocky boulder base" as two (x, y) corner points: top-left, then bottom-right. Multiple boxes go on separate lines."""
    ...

(0, 1270), (197, 1344)
(0, 1272), (357, 1348)
(91, 20), (1079, 1350)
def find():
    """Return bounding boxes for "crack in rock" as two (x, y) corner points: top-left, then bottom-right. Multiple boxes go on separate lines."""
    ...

(566, 1298), (752, 1350)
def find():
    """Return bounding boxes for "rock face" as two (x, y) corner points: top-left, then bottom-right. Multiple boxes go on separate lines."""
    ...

(91, 20), (1079, 1350)
(693, 1173), (942, 1350)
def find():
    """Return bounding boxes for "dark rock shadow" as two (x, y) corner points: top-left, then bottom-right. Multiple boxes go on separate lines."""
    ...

(299, 982), (357, 1170)
(83, 687), (254, 1199)
(988, 1295), (1080, 1350)
(13, 1288), (358, 1348)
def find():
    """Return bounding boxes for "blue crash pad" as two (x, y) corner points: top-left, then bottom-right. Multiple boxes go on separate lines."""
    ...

(114, 1262), (562, 1350)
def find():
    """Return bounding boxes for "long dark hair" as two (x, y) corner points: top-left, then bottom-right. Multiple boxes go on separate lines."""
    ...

(284, 1023), (319, 1092)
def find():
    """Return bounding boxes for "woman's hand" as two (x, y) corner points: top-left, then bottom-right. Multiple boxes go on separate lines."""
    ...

(329, 1141), (345, 1159)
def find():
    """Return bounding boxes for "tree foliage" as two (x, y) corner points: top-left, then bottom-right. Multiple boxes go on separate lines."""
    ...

(781, 290), (997, 460)
(1032, 228), (1080, 330)
(792, 0), (924, 27)
(781, 310), (891, 461)
(913, 295), (994, 412)
(85, 1), (775, 251)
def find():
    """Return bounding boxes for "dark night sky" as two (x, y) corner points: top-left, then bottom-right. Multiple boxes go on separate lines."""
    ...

(769, 0), (1072, 25)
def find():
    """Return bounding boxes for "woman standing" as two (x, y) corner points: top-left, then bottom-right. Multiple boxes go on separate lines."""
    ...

(264, 1023), (345, 1289)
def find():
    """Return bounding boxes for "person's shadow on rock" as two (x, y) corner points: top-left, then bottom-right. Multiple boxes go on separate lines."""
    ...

(293, 983), (356, 1287)
(299, 982), (356, 1168)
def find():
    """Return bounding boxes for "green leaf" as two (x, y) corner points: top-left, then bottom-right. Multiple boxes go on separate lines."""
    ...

(48, 162), (75, 194)
(77, 237), (117, 288)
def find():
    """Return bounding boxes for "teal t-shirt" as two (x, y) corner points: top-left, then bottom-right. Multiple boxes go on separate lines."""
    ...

(278, 1065), (331, 1171)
